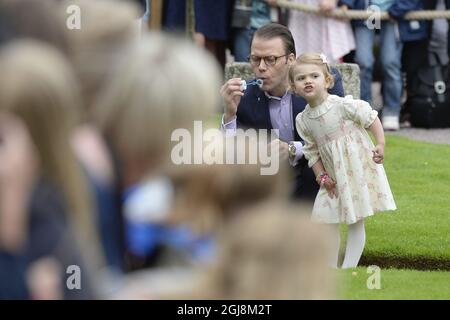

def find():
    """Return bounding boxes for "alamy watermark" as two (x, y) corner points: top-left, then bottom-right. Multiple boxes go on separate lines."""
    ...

(65, 4), (383, 31)
(365, 5), (382, 30)
(66, 5), (81, 30)
(351, 265), (381, 290)
(66, 265), (81, 290)
(171, 121), (280, 175)
(366, 265), (381, 289)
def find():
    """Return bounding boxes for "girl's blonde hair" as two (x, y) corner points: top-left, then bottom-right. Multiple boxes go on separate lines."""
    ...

(0, 40), (102, 268)
(288, 53), (335, 90)
(62, 0), (140, 118)
(93, 32), (222, 169)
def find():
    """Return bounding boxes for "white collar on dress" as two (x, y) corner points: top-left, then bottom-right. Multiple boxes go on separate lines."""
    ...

(304, 94), (340, 119)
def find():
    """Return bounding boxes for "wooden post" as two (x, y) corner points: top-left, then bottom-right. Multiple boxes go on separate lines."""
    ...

(148, 0), (163, 30)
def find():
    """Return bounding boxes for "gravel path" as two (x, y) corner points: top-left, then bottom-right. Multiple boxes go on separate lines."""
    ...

(387, 128), (450, 145)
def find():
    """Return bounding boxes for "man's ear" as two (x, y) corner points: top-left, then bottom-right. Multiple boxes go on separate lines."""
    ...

(287, 53), (296, 65)
(288, 79), (296, 92)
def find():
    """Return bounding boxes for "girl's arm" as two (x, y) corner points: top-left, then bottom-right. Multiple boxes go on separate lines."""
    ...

(311, 159), (326, 181)
(368, 117), (385, 164)
(312, 160), (337, 198)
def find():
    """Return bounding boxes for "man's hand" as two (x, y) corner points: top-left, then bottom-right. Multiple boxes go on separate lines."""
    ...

(319, 0), (337, 13)
(372, 144), (385, 164)
(337, 4), (350, 21)
(220, 78), (245, 123)
(269, 139), (289, 160)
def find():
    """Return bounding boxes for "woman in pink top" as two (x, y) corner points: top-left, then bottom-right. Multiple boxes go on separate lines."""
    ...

(288, 0), (355, 62)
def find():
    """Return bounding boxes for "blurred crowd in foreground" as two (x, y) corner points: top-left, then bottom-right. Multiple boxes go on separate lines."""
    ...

(0, 0), (335, 299)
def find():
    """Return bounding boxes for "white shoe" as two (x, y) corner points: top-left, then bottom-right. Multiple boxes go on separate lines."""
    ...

(382, 116), (400, 131)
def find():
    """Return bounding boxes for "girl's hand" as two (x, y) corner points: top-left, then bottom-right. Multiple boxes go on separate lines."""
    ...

(372, 144), (385, 164)
(322, 176), (338, 199)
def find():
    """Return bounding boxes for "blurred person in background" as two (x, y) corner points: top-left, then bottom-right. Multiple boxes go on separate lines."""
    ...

(171, 203), (335, 299)
(340, 0), (403, 131)
(118, 137), (295, 298)
(142, 0), (235, 71)
(288, 0), (355, 63)
(230, 0), (279, 62)
(0, 0), (140, 279)
(0, 109), (36, 299)
(400, 0), (447, 125)
(193, 0), (235, 70)
(63, 0), (142, 273)
(0, 0), (68, 53)
(91, 32), (222, 288)
(0, 41), (103, 299)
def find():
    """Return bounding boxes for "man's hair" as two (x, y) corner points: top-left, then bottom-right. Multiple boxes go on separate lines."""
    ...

(253, 23), (296, 56)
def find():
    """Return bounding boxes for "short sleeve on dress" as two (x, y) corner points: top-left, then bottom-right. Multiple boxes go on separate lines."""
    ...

(295, 112), (320, 168)
(342, 95), (378, 128)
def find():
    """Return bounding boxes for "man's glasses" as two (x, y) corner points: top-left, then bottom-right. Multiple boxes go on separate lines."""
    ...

(248, 54), (289, 67)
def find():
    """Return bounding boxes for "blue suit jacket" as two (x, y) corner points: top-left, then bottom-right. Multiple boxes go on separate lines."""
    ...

(236, 68), (345, 199)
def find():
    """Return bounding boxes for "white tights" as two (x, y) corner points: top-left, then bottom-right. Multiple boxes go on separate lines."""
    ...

(327, 219), (366, 269)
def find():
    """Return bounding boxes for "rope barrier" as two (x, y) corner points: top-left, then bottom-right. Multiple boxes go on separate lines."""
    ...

(276, 0), (450, 20)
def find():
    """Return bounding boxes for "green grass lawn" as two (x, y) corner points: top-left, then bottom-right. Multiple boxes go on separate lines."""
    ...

(347, 135), (450, 269)
(338, 267), (450, 299)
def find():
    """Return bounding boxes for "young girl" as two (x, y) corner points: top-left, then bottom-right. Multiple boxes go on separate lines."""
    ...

(289, 53), (396, 268)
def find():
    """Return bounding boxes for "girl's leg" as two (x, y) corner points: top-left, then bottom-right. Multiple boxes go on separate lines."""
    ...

(341, 219), (366, 269)
(326, 223), (340, 268)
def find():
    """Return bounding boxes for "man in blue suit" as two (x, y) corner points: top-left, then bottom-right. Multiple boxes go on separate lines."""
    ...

(220, 23), (345, 200)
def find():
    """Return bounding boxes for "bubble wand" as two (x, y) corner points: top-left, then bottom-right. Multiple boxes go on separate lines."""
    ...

(240, 79), (264, 91)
